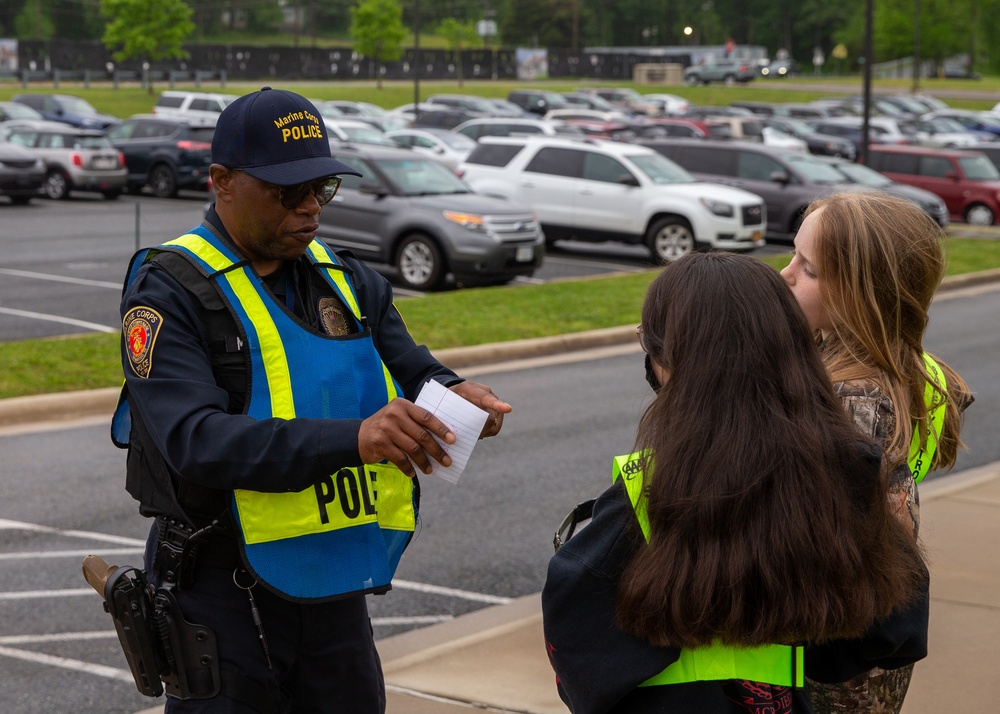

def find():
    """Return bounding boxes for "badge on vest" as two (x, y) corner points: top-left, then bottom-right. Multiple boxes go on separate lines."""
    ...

(123, 306), (164, 378)
(318, 297), (349, 336)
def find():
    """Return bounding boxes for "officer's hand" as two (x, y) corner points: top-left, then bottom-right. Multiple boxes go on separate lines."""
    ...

(358, 399), (456, 477)
(449, 380), (512, 439)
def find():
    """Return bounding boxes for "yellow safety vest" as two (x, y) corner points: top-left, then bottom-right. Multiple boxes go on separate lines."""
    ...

(908, 353), (948, 485)
(612, 453), (805, 688)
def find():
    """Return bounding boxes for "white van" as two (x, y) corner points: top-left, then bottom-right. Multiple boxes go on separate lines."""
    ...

(152, 91), (239, 126)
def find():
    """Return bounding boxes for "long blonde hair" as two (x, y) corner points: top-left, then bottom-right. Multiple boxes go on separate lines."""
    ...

(805, 191), (970, 469)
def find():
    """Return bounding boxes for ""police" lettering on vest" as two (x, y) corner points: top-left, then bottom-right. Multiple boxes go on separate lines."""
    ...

(314, 468), (377, 524)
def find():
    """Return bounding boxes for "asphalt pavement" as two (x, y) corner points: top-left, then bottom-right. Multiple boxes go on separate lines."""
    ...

(1, 269), (998, 713)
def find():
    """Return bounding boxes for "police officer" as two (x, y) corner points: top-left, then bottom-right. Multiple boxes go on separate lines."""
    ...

(113, 87), (511, 713)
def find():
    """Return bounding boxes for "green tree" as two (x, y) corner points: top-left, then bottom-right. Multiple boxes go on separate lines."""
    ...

(437, 17), (478, 86)
(14, 0), (55, 39)
(349, 0), (406, 89)
(100, 0), (194, 93)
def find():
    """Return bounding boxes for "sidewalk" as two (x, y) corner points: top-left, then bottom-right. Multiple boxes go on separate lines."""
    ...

(126, 461), (1000, 713)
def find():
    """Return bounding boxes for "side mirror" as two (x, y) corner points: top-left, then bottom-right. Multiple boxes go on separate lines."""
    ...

(616, 174), (640, 187)
(359, 182), (387, 196)
(769, 170), (791, 184)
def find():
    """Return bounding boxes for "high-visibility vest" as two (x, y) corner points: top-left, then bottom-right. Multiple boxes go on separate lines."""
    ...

(908, 353), (947, 485)
(117, 225), (416, 602)
(612, 453), (804, 688)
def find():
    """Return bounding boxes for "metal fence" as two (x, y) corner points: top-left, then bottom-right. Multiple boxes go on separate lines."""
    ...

(3, 39), (694, 85)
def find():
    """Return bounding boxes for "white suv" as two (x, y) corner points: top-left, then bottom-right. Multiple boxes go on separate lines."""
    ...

(153, 91), (239, 126)
(458, 136), (766, 262)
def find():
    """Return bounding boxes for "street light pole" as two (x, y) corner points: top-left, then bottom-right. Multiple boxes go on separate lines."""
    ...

(912, 0), (921, 93)
(413, 0), (420, 125)
(861, 0), (873, 165)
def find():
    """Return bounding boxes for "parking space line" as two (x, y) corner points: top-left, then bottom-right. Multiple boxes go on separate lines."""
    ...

(0, 306), (116, 333)
(0, 548), (143, 561)
(0, 588), (95, 600)
(0, 631), (114, 645)
(0, 268), (121, 290)
(0, 518), (146, 546)
(394, 579), (513, 605)
(0, 645), (133, 683)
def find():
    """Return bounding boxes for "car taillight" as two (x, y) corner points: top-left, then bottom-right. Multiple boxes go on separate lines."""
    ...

(455, 169), (466, 178)
(118, 151), (126, 167)
(71, 153), (83, 167)
(177, 140), (211, 151)
(740, 64), (748, 72)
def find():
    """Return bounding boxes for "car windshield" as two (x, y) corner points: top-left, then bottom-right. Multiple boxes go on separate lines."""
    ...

(437, 132), (477, 150)
(932, 118), (967, 132)
(628, 154), (695, 184)
(73, 135), (115, 149)
(785, 154), (850, 183)
(60, 97), (100, 115)
(358, 103), (389, 117)
(833, 161), (893, 187)
(2, 103), (41, 120)
(777, 119), (816, 135)
(338, 125), (396, 146)
(958, 155), (1000, 180)
(375, 158), (472, 195)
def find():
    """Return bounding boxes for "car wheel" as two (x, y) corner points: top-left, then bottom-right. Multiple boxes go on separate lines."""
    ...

(396, 234), (445, 291)
(685, 74), (700, 86)
(646, 217), (696, 264)
(724, 74), (737, 86)
(965, 203), (995, 226)
(149, 164), (179, 199)
(44, 171), (70, 200)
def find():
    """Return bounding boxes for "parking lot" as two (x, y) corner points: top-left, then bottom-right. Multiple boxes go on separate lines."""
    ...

(0, 190), (788, 342)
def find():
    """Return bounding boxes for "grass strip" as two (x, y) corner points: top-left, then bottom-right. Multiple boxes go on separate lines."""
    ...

(0, 237), (995, 400)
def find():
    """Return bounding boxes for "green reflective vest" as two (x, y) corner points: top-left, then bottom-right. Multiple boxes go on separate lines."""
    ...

(908, 353), (947, 485)
(612, 453), (804, 689)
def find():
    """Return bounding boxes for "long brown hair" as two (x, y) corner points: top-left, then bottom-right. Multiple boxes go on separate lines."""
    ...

(806, 192), (970, 470)
(617, 253), (926, 649)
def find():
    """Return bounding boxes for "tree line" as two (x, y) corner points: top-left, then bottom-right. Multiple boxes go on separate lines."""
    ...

(0, 0), (995, 75)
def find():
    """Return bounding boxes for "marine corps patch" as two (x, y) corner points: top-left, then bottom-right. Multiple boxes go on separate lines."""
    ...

(123, 306), (163, 378)
(318, 297), (349, 336)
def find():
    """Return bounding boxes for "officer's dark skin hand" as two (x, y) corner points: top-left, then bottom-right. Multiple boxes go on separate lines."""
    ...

(358, 400), (457, 477)
(449, 380), (512, 439)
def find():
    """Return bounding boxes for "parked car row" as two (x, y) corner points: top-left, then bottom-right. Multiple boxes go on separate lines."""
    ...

(5, 88), (1000, 294)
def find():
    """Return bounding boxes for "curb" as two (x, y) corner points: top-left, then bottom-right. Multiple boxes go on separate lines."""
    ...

(1, 267), (996, 429)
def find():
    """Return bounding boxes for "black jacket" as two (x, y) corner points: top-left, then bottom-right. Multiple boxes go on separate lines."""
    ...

(541, 475), (929, 714)
(118, 206), (460, 524)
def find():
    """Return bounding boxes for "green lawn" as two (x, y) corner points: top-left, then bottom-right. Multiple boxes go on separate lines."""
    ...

(0, 237), (996, 401)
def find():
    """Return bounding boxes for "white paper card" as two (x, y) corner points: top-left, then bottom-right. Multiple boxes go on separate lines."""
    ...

(413, 379), (489, 484)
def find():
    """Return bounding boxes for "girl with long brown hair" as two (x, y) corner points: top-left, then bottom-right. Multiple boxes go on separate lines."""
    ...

(782, 191), (972, 713)
(543, 252), (929, 714)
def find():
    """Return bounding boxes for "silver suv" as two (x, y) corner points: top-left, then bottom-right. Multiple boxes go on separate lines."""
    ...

(2, 120), (126, 200)
(458, 135), (766, 262)
(319, 144), (544, 291)
(683, 58), (758, 86)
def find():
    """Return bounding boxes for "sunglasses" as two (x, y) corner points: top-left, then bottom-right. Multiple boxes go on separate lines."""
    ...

(236, 170), (343, 209)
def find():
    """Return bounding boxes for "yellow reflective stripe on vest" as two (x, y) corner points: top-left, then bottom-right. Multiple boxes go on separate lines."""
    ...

(909, 352), (947, 485)
(306, 241), (362, 320)
(237, 462), (411, 545)
(639, 641), (804, 688)
(612, 452), (804, 689)
(305, 241), (398, 403)
(612, 452), (650, 541)
(165, 234), (295, 418)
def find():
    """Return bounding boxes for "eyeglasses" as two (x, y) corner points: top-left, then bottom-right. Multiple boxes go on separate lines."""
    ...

(236, 170), (342, 209)
(636, 324), (647, 353)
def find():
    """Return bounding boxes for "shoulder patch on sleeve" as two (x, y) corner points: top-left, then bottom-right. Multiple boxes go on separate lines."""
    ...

(123, 306), (164, 378)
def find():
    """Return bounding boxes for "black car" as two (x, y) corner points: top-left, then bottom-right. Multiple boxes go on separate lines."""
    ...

(106, 115), (214, 198)
(761, 117), (857, 160)
(507, 89), (570, 116)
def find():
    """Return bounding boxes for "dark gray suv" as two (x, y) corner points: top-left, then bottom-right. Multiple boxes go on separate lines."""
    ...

(639, 139), (854, 238)
(320, 145), (544, 291)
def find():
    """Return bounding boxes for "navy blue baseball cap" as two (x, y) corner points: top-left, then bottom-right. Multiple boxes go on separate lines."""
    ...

(212, 87), (361, 186)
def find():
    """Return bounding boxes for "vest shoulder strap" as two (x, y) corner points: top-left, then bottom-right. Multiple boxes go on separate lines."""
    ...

(909, 352), (948, 484)
(640, 641), (804, 689)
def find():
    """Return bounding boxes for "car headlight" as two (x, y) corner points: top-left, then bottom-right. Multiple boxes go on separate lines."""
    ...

(443, 211), (488, 232)
(699, 198), (735, 217)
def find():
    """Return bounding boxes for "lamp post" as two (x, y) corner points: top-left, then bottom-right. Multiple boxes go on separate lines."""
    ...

(413, 0), (420, 125)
